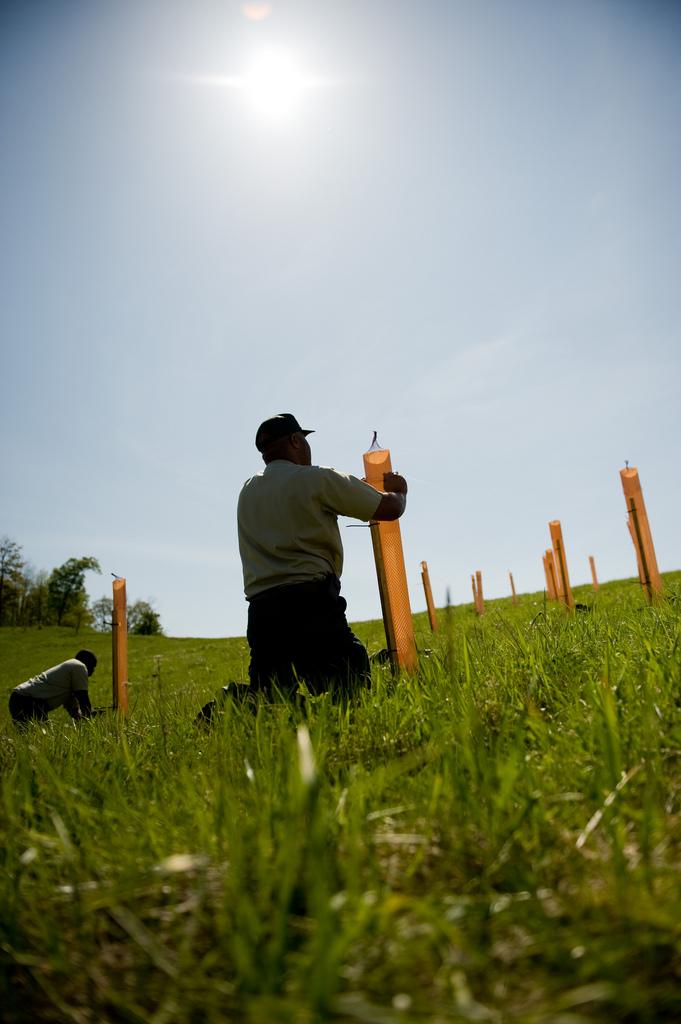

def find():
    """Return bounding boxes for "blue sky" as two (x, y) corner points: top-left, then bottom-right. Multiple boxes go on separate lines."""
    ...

(1, 0), (679, 637)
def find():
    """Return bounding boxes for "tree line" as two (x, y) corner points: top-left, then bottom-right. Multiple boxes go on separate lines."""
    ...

(0, 536), (162, 635)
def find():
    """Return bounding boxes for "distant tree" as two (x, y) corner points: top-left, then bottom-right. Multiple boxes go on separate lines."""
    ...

(65, 590), (94, 634)
(47, 556), (101, 626)
(128, 599), (163, 636)
(92, 596), (113, 632)
(13, 562), (35, 626)
(0, 537), (25, 626)
(24, 568), (50, 628)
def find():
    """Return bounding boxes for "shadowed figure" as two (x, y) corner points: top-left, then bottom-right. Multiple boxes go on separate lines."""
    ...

(235, 413), (408, 699)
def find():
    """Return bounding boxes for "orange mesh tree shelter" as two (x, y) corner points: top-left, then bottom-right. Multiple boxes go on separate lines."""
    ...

(363, 440), (417, 673)
(627, 517), (645, 585)
(112, 578), (129, 713)
(589, 555), (599, 591)
(420, 561), (438, 632)
(549, 521), (574, 609)
(620, 466), (663, 601)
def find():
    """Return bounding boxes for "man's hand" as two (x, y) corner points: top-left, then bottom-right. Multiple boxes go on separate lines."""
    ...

(373, 474), (409, 522)
(383, 472), (407, 496)
(67, 690), (95, 720)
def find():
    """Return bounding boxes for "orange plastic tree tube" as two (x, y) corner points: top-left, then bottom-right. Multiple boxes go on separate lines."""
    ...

(112, 578), (129, 713)
(363, 440), (417, 673)
(620, 466), (663, 601)
(589, 555), (599, 591)
(420, 561), (438, 633)
(549, 521), (574, 609)
(509, 571), (518, 605)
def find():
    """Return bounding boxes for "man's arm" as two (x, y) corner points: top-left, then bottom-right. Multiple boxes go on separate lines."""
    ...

(68, 690), (94, 719)
(372, 472), (408, 522)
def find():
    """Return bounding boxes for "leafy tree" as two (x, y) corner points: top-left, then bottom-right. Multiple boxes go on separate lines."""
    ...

(92, 596), (113, 632)
(65, 590), (94, 633)
(47, 556), (101, 626)
(128, 600), (163, 636)
(0, 536), (25, 625)
(24, 569), (50, 628)
(12, 561), (34, 626)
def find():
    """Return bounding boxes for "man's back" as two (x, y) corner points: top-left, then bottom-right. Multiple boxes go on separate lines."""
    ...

(237, 460), (380, 599)
(14, 659), (89, 711)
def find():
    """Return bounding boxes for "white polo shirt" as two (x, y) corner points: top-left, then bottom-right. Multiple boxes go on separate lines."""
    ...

(238, 460), (382, 599)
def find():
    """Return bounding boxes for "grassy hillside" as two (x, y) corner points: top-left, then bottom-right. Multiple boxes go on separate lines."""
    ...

(1, 573), (681, 1022)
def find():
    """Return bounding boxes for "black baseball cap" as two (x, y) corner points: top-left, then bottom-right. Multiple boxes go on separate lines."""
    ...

(255, 413), (314, 452)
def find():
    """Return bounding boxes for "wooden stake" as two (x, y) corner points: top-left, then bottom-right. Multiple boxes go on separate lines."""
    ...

(589, 555), (599, 591)
(474, 570), (485, 616)
(542, 553), (551, 597)
(620, 466), (663, 601)
(420, 561), (438, 632)
(471, 574), (477, 607)
(509, 571), (518, 605)
(549, 520), (574, 609)
(543, 550), (557, 600)
(363, 442), (417, 673)
(112, 578), (129, 713)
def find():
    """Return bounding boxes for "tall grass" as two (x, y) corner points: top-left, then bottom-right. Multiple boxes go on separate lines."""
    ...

(1, 574), (680, 1022)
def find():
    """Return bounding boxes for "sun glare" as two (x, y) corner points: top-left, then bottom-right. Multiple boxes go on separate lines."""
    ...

(244, 50), (307, 118)
(185, 48), (320, 122)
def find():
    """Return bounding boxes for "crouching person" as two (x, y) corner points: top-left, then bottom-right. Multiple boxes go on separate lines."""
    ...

(9, 649), (99, 725)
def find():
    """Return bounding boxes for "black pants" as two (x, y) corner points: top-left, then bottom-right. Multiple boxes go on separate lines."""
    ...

(9, 692), (49, 724)
(246, 575), (370, 698)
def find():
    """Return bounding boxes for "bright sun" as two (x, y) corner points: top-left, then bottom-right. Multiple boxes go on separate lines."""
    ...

(185, 49), (318, 121)
(243, 50), (307, 118)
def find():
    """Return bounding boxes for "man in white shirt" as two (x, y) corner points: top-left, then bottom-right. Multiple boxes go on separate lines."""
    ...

(237, 413), (408, 697)
(9, 650), (98, 724)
